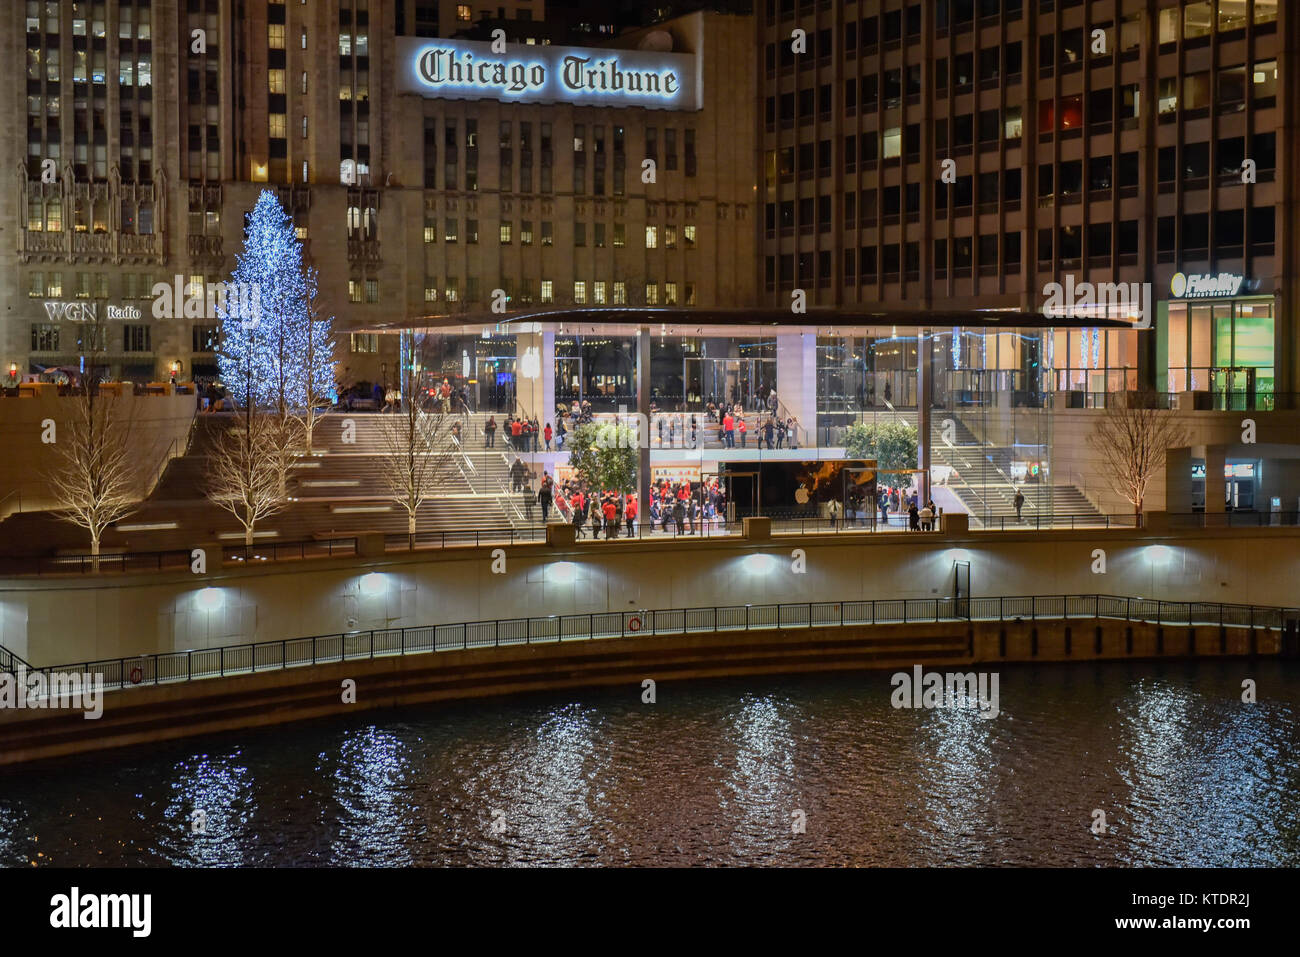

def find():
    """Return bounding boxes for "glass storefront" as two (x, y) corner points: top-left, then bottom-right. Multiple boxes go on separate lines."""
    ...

(1163, 298), (1274, 409)
(555, 336), (636, 411)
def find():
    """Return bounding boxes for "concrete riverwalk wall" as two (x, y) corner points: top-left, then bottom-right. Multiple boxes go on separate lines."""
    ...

(0, 616), (1281, 767)
(1, 519), (1298, 667)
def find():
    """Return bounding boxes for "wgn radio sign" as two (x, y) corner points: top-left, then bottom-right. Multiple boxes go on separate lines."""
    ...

(398, 37), (700, 110)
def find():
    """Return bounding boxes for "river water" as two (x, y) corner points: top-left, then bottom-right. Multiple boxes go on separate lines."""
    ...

(2, 658), (1296, 867)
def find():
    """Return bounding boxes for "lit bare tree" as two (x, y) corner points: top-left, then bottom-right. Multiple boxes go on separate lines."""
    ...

(299, 266), (335, 455)
(1088, 391), (1189, 524)
(47, 386), (140, 569)
(377, 334), (462, 546)
(46, 312), (141, 569)
(205, 413), (290, 546)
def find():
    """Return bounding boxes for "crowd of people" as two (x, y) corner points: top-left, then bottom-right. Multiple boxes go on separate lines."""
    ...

(523, 472), (730, 539)
(875, 486), (940, 531)
(487, 415), (547, 452)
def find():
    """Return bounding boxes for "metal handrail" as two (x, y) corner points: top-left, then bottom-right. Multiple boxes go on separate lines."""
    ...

(0, 537), (358, 577)
(11, 592), (1295, 690)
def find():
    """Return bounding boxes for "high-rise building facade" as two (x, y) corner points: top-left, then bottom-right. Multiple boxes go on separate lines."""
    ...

(758, 0), (1295, 411)
(1, 0), (755, 389)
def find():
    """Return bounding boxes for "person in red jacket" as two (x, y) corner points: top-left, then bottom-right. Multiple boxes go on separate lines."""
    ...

(544, 423), (553, 451)
(722, 411), (735, 447)
(510, 417), (523, 451)
(738, 416), (747, 448)
(602, 497), (617, 539)
(624, 494), (638, 537)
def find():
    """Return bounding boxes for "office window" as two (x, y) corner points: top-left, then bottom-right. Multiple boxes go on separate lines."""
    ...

(645, 226), (658, 249)
(541, 279), (554, 303)
(541, 221), (553, 246)
(348, 280), (362, 302)
(123, 324), (152, 353)
(521, 220), (533, 245)
(193, 325), (219, 352)
(31, 324), (60, 351)
(446, 278), (459, 302)
(350, 333), (379, 353)
(594, 281), (607, 304)
(445, 218), (458, 243)
(466, 219), (478, 243)
(684, 225), (696, 249)
(457, 5), (471, 22)
(268, 25), (285, 49)
(594, 223), (606, 248)
(500, 223), (512, 244)
(613, 223), (626, 247)
(424, 287), (438, 302)
(613, 281), (627, 304)
(665, 226), (677, 249)
(883, 127), (901, 159)
(644, 283), (658, 305)
(664, 282), (678, 305)
(573, 281), (587, 304)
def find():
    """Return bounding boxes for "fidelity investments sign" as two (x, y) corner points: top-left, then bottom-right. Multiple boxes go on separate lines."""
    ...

(398, 37), (700, 110)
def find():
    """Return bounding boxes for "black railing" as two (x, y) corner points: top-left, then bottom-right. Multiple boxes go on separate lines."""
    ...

(5, 510), (1297, 577)
(978, 514), (1140, 531)
(0, 538), (358, 577)
(10, 594), (1295, 693)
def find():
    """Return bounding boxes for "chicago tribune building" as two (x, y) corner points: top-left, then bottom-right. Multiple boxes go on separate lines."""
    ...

(0, 0), (756, 387)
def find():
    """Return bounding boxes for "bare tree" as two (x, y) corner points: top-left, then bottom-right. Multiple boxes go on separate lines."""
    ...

(1088, 391), (1189, 524)
(376, 335), (462, 546)
(205, 413), (290, 546)
(46, 313), (140, 569)
(47, 385), (140, 569)
(299, 266), (335, 455)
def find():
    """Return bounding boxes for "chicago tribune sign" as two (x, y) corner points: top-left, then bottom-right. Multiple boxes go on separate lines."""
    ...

(398, 37), (700, 110)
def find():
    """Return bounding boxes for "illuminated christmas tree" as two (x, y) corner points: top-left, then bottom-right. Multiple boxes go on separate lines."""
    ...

(217, 189), (321, 411)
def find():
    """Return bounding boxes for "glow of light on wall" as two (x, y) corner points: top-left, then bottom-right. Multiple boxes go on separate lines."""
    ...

(359, 573), (386, 596)
(548, 561), (577, 584)
(196, 588), (223, 611)
(743, 553), (775, 575)
(1145, 545), (1174, 564)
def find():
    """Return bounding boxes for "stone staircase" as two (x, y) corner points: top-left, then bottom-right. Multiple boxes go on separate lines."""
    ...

(835, 407), (1105, 527)
(0, 411), (537, 558)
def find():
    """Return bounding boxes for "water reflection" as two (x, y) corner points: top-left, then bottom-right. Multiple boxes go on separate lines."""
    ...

(0, 660), (1296, 867)
(156, 751), (256, 866)
(719, 694), (800, 862)
(328, 728), (415, 866)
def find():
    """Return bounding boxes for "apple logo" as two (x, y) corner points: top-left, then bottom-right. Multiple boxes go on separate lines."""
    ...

(794, 486), (810, 504)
